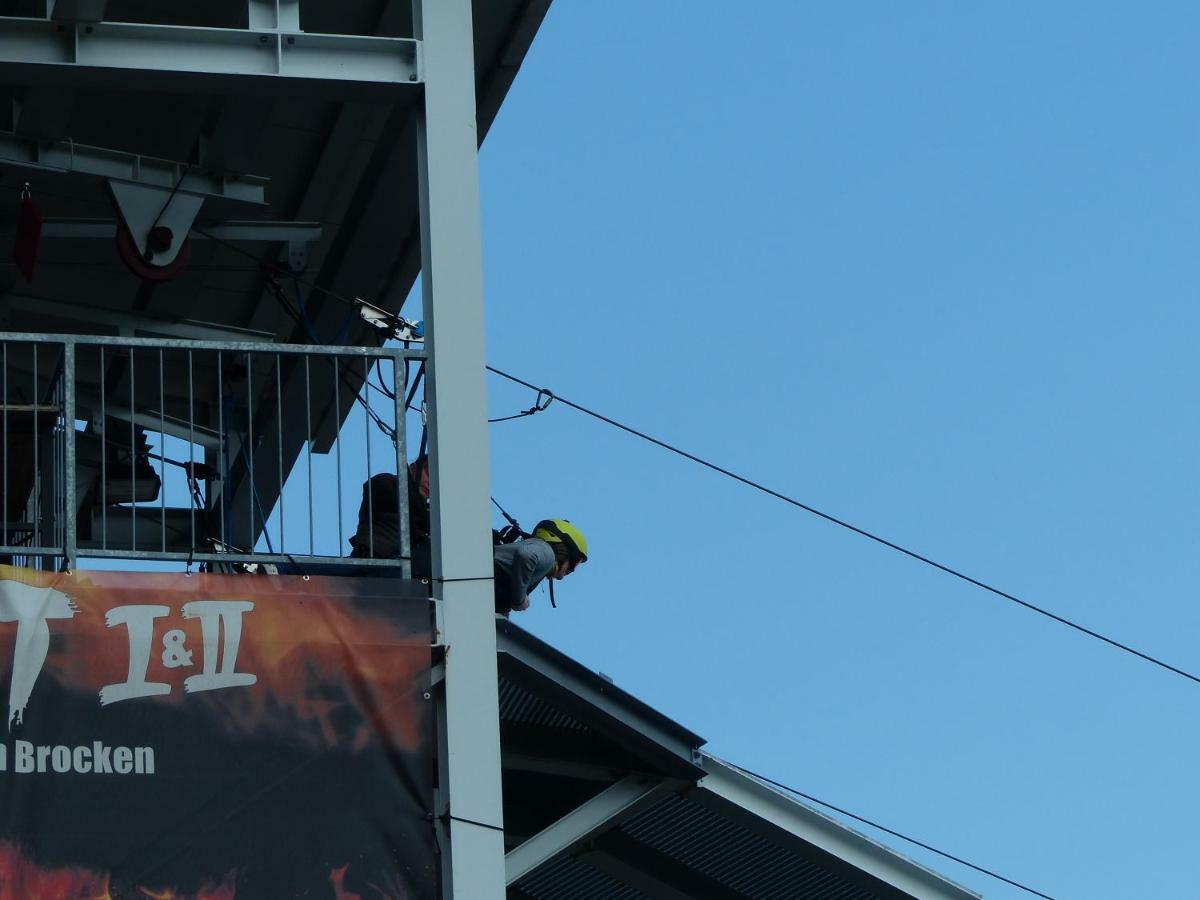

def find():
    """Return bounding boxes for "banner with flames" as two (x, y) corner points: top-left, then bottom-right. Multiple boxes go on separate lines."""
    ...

(0, 567), (435, 899)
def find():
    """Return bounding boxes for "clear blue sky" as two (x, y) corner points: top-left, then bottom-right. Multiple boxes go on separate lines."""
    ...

(474, 3), (1200, 898)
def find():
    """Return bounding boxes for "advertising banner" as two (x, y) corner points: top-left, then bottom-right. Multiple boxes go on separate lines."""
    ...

(0, 567), (435, 899)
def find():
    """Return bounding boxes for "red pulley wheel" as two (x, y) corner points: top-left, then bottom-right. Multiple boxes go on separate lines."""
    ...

(116, 221), (192, 281)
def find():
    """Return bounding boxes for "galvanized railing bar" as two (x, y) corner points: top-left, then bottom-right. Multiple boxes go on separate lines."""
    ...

(246, 350), (255, 550)
(0, 544), (71, 557)
(305, 353), (314, 556)
(159, 348), (166, 554)
(129, 346), (136, 552)
(78, 548), (411, 567)
(188, 350), (196, 553)
(63, 343), (76, 569)
(276, 353), (283, 554)
(217, 350), (226, 550)
(100, 344), (107, 549)
(0, 331), (424, 360)
(32, 344), (39, 554)
(364, 354), (373, 559)
(392, 355), (411, 578)
(3, 341), (7, 550)
(334, 356), (343, 557)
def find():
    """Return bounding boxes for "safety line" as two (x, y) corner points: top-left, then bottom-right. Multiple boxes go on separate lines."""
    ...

(185, 223), (1200, 687)
(485, 365), (1200, 688)
(722, 759), (1056, 899)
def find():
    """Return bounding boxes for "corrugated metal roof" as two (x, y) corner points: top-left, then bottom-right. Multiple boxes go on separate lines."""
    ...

(621, 794), (882, 900)
(517, 853), (651, 900)
(498, 676), (592, 731)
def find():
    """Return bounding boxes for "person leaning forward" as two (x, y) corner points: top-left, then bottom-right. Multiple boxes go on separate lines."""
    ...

(493, 519), (587, 616)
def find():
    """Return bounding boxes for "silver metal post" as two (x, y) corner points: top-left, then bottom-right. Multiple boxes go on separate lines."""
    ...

(276, 353), (284, 553)
(32, 344), (39, 552)
(334, 356), (343, 555)
(217, 350), (225, 550)
(128, 346), (135, 551)
(159, 348), (165, 554)
(246, 351), (254, 547)
(63, 342), (76, 568)
(364, 354), (373, 559)
(416, 0), (505, 895)
(3, 342), (8, 550)
(188, 350), (195, 554)
(391, 355), (410, 578)
(305, 353), (313, 555)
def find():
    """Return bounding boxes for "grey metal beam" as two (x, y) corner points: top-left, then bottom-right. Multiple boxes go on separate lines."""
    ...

(0, 18), (419, 96)
(23, 218), (321, 243)
(417, 0), (505, 896)
(696, 756), (980, 900)
(505, 776), (670, 886)
(0, 131), (267, 204)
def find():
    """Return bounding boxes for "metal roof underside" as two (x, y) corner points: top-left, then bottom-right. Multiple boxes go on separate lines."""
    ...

(0, 0), (552, 526)
(497, 621), (979, 900)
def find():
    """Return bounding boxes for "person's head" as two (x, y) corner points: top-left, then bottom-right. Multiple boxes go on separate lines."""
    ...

(408, 454), (430, 500)
(532, 519), (588, 579)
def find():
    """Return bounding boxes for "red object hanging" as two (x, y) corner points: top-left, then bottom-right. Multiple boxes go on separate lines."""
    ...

(13, 189), (42, 282)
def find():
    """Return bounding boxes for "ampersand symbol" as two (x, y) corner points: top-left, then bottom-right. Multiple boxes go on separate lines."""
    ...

(161, 629), (193, 668)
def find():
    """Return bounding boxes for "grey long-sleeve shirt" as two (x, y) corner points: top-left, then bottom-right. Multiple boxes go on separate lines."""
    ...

(493, 538), (556, 613)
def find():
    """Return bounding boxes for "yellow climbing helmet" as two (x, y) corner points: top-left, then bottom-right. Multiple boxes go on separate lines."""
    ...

(533, 519), (588, 563)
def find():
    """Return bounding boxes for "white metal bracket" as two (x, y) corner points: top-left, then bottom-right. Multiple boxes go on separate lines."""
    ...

(109, 181), (203, 267)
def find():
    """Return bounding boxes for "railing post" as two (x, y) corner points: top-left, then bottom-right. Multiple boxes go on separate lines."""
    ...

(62, 340), (76, 570)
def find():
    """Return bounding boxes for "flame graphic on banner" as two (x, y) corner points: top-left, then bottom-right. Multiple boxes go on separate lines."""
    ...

(0, 569), (429, 753)
(0, 570), (436, 899)
(0, 843), (238, 899)
(0, 843), (413, 899)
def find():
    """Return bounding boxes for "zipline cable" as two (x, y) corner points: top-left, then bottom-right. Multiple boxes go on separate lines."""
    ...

(190, 223), (1200, 687)
(719, 758), (1056, 900)
(485, 365), (1200, 688)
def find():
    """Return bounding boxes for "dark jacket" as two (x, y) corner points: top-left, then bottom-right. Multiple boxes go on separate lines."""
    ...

(349, 472), (431, 574)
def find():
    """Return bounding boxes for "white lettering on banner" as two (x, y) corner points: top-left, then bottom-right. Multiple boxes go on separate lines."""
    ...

(0, 578), (260, 718)
(100, 604), (172, 706)
(182, 601), (257, 694)
(0, 581), (77, 729)
(2, 740), (154, 774)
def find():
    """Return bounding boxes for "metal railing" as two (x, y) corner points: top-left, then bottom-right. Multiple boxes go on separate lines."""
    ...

(0, 332), (423, 574)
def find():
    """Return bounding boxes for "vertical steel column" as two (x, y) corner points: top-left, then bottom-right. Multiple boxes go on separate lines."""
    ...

(415, 0), (505, 897)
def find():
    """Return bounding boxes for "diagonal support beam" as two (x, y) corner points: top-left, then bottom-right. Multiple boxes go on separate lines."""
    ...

(505, 776), (671, 886)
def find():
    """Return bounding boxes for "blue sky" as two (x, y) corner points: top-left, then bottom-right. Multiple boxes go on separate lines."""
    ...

(472, 3), (1200, 898)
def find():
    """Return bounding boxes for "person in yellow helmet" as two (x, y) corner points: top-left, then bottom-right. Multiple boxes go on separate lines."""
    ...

(492, 518), (587, 616)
